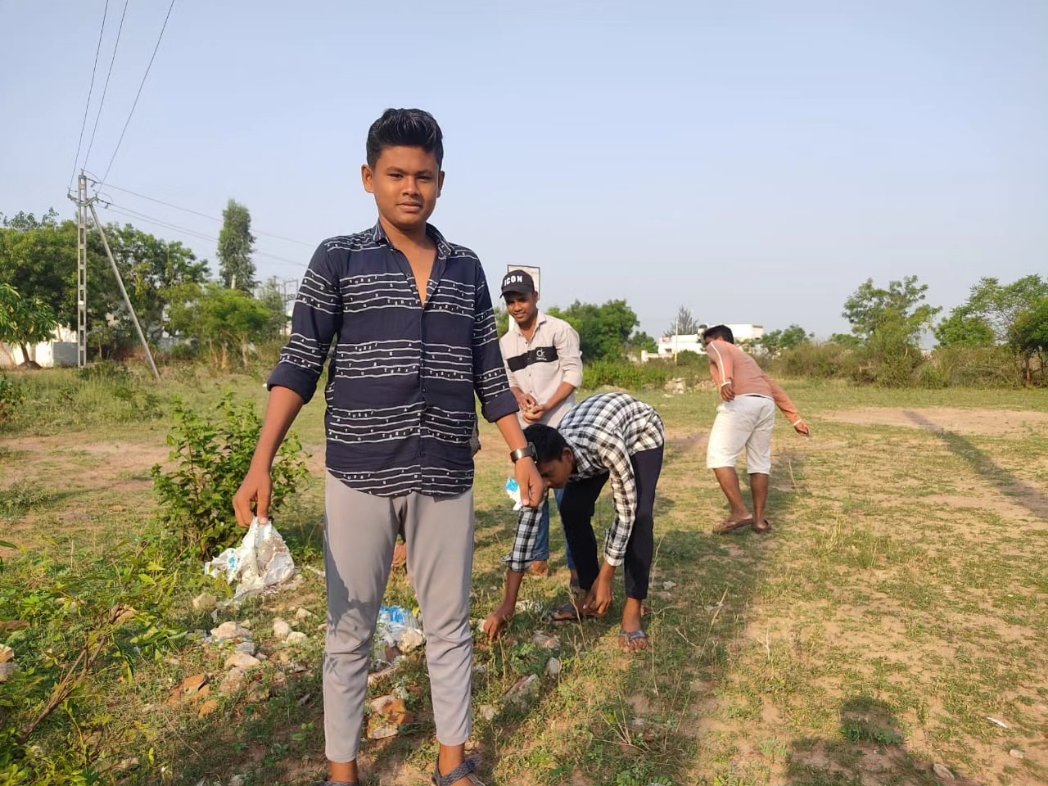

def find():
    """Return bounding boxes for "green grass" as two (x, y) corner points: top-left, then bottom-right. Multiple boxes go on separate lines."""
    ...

(0, 371), (1046, 784)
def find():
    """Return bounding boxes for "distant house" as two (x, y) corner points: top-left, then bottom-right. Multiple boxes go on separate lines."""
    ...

(0, 326), (78, 369)
(639, 323), (765, 363)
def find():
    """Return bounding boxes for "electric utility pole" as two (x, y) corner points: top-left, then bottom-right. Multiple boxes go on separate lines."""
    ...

(70, 173), (160, 381)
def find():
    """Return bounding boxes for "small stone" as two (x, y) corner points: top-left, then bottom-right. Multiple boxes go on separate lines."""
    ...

(198, 699), (220, 718)
(545, 657), (562, 677)
(399, 628), (425, 653)
(114, 757), (139, 772)
(238, 619), (252, 629)
(272, 618), (292, 641)
(285, 631), (308, 645)
(932, 762), (955, 781)
(505, 674), (540, 703)
(663, 378), (686, 395)
(210, 621), (251, 643)
(294, 607), (313, 621)
(235, 641), (256, 656)
(0, 644), (14, 664)
(192, 593), (217, 612)
(532, 632), (561, 650)
(479, 704), (497, 721)
(229, 776), (246, 786)
(1009, 749), (1024, 760)
(662, 581), (677, 591)
(220, 668), (247, 695)
(225, 652), (261, 670)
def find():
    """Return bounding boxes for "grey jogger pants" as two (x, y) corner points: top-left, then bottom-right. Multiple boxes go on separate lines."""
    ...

(322, 472), (475, 763)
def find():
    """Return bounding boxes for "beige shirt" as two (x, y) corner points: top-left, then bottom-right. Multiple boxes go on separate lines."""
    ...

(499, 311), (583, 428)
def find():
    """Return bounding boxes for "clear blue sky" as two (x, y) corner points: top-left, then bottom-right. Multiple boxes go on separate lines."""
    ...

(2, 0), (1046, 339)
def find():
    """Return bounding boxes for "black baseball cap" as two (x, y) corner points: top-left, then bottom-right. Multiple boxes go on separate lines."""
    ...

(501, 270), (536, 296)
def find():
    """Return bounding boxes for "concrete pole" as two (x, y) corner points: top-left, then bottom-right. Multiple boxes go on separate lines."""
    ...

(87, 202), (161, 381)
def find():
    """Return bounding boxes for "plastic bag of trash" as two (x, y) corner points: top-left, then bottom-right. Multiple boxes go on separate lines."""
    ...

(504, 478), (522, 511)
(204, 517), (295, 601)
(375, 606), (424, 653)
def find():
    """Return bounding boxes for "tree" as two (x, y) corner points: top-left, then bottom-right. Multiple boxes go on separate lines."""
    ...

(933, 309), (995, 348)
(843, 276), (940, 345)
(663, 305), (701, 337)
(217, 199), (256, 292)
(625, 331), (657, 355)
(1009, 298), (1048, 385)
(756, 324), (812, 356)
(940, 275), (1048, 344)
(0, 216), (78, 323)
(256, 277), (290, 338)
(168, 283), (273, 368)
(0, 213), (209, 357)
(0, 284), (59, 367)
(547, 299), (640, 361)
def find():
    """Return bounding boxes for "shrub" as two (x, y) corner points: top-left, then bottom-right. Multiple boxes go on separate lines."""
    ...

(151, 394), (308, 558)
(0, 539), (187, 784)
(584, 360), (662, 390)
(774, 342), (859, 380)
(930, 345), (1023, 388)
(0, 372), (22, 427)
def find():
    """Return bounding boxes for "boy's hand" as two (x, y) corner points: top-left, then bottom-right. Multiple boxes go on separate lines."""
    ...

(482, 604), (514, 640)
(582, 574), (613, 617)
(515, 458), (544, 508)
(522, 402), (547, 423)
(793, 420), (811, 437)
(233, 466), (272, 527)
(719, 379), (735, 402)
(514, 391), (538, 412)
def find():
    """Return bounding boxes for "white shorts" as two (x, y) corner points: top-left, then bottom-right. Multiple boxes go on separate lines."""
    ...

(706, 395), (776, 474)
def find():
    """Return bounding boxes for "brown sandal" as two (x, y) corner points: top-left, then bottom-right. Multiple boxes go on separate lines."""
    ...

(713, 516), (753, 534)
(752, 518), (772, 534)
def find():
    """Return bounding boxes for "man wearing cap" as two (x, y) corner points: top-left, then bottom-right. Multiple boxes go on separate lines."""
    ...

(499, 270), (584, 585)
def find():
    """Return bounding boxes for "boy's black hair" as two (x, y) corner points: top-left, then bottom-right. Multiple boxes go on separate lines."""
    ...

(523, 423), (569, 463)
(702, 324), (735, 344)
(366, 108), (444, 168)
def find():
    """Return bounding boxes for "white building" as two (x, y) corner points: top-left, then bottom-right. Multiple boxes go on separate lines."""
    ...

(0, 326), (78, 369)
(639, 323), (765, 362)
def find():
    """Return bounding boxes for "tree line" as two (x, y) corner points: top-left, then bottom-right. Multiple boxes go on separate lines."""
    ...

(0, 201), (287, 369)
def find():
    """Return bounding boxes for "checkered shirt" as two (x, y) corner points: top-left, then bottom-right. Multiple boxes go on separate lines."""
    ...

(505, 392), (664, 573)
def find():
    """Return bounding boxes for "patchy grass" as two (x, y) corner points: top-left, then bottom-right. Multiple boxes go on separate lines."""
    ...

(0, 374), (1046, 785)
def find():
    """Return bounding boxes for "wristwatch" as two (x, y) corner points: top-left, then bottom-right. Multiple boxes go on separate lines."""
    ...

(509, 443), (537, 463)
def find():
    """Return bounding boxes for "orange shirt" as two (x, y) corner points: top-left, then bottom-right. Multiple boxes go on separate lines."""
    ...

(705, 339), (802, 425)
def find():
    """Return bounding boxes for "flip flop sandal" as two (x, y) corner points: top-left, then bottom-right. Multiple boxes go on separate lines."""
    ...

(433, 756), (485, 786)
(550, 602), (580, 622)
(618, 628), (650, 652)
(752, 518), (772, 534)
(713, 516), (754, 534)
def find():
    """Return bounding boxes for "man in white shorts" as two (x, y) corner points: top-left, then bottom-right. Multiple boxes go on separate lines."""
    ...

(702, 325), (810, 534)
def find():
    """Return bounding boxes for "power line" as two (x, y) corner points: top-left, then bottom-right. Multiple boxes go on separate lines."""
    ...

(98, 202), (308, 268)
(84, 0), (130, 170)
(97, 181), (314, 246)
(99, 0), (177, 186)
(68, 0), (110, 191)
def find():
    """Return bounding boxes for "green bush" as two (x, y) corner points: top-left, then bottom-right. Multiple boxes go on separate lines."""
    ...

(0, 372), (23, 427)
(151, 394), (308, 558)
(0, 539), (187, 784)
(930, 345), (1023, 388)
(4, 368), (162, 434)
(774, 342), (859, 380)
(584, 360), (672, 390)
(674, 350), (706, 368)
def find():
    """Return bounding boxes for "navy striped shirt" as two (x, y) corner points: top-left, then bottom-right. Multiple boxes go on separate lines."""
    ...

(268, 223), (518, 497)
